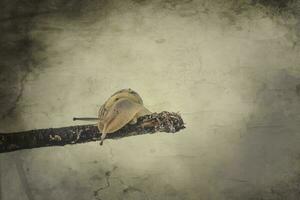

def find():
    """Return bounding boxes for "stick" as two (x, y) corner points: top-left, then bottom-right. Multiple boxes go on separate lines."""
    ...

(0, 111), (185, 153)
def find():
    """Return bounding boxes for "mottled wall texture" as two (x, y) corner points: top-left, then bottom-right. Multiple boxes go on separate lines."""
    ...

(0, 0), (300, 199)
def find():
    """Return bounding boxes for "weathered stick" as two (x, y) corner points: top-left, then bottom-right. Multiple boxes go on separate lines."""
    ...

(0, 111), (185, 153)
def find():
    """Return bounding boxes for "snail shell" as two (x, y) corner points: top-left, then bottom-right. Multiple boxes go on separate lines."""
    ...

(104, 88), (143, 108)
(98, 89), (151, 145)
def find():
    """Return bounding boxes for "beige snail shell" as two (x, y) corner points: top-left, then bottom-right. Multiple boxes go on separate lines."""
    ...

(98, 89), (151, 145)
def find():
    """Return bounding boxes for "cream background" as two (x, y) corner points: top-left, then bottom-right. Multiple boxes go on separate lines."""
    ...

(0, 0), (300, 199)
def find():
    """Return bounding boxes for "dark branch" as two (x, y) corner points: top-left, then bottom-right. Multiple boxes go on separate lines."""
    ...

(0, 111), (185, 153)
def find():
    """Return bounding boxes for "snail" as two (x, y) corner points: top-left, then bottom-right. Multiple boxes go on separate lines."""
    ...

(73, 89), (151, 145)
(98, 89), (151, 145)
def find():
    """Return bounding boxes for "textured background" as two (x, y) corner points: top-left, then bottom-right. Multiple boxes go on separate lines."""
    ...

(0, 0), (300, 199)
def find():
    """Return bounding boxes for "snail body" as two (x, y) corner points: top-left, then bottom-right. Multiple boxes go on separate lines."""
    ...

(98, 89), (151, 145)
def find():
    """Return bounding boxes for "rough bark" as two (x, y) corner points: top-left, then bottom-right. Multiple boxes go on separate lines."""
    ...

(0, 111), (185, 153)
